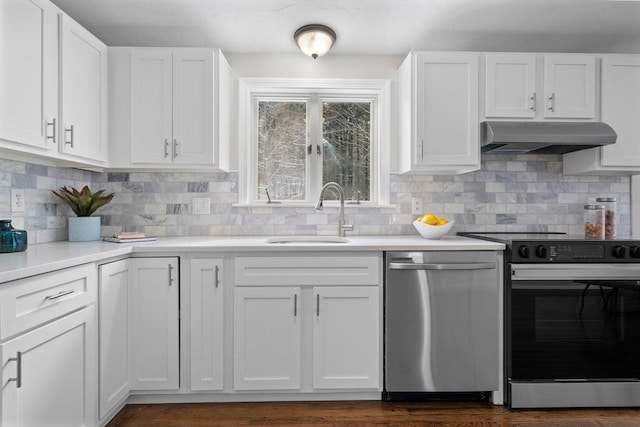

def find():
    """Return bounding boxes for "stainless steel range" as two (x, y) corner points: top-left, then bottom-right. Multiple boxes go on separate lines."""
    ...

(459, 232), (640, 409)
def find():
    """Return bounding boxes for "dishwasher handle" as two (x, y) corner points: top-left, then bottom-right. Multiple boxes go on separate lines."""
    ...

(389, 260), (496, 271)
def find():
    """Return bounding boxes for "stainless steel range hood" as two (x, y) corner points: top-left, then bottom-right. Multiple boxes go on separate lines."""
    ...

(481, 121), (617, 154)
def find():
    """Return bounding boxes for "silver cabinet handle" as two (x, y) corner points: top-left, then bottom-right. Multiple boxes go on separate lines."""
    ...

(45, 289), (75, 300)
(214, 265), (220, 288)
(8, 352), (22, 388)
(316, 294), (320, 317)
(173, 139), (178, 159)
(164, 138), (170, 158)
(389, 262), (496, 271)
(548, 93), (555, 112)
(46, 118), (57, 143)
(168, 264), (174, 286)
(529, 93), (536, 111)
(64, 125), (74, 147)
(293, 294), (297, 317)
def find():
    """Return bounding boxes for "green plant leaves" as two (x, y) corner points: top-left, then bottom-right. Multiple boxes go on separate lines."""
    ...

(51, 185), (114, 217)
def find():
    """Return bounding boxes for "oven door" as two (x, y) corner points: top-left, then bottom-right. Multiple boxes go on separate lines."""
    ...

(508, 264), (640, 383)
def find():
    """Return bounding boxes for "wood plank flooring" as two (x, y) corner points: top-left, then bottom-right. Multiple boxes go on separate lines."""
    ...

(107, 401), (640, 426)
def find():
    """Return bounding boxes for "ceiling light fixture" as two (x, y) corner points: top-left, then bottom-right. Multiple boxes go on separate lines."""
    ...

(293, 24), (336, 59)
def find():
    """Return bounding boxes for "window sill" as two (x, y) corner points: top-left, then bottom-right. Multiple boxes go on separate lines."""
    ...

(232, 202), (398, 210)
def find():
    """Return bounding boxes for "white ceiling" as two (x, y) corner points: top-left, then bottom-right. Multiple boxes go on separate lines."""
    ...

(50, 0), (640, 55)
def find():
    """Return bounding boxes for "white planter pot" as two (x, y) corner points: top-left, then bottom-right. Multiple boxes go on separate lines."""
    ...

(68, 216), (101, 242)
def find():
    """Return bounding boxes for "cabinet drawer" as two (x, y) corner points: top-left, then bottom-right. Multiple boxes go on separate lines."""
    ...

(0, 264), (97, 339)
(234, 255), (380, 286)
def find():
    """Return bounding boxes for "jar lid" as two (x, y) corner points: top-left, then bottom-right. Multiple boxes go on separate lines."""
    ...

(596, 197), (616, 202)
(584, 204), (605, 210)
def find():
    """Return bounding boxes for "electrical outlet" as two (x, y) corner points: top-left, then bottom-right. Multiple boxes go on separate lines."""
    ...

(193, 197), (211, 215)
(11, 189), (25, 213)
(411, 197), (423, 215)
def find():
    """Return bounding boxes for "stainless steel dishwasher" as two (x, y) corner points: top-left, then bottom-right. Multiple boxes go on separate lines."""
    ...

(384, 251), (500, 401)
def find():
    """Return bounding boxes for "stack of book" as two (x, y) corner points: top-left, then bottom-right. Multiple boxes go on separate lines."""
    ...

(103, 232), (157, 243)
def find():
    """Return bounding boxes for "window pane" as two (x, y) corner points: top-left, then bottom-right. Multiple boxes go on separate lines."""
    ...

(257, 101), (307, 201)
(322, 102), (371, 201)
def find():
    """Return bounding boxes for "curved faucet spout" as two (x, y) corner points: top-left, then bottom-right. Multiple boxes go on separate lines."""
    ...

(316, 182), (354, 237)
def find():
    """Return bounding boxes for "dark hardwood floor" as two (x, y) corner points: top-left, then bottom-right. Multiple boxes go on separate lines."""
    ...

(107, 401), (640, 426)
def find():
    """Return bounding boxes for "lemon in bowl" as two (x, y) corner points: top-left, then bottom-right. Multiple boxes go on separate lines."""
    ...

(413, 214), (454, 240)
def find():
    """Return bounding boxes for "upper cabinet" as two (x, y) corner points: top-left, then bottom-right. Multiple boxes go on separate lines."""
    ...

(484, 53), (596, 120)
(563, 55), (640, 175)
(0, 0), (58, 152)
(109, 47), (231, 170)
(0, 0), (108, 166)
(59, 14), (108, 163)
(397, 52), (480, 174)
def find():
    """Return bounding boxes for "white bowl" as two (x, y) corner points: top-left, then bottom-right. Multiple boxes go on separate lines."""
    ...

(413, 220), (454, 240)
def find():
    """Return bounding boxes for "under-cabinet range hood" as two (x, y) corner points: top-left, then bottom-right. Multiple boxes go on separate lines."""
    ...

(481, 121), (617, 154)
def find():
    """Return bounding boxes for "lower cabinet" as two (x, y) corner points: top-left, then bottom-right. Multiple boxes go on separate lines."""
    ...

(98, 259), (131, 420)
(190, 258), (224, 391)
(1, 307), (97, 426)
(129, 257), (180, 391)
(232, 254), (381, 393)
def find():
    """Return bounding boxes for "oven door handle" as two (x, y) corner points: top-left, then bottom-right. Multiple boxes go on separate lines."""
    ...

(511, 264), (640, 281)
(389, 262), (496, 271)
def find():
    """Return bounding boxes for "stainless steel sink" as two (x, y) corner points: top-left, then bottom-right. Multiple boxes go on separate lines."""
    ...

(265, 236), (350, 244)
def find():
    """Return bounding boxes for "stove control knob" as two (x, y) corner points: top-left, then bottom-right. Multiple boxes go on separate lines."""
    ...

(613, 246), (627, 258)
(518, 246), (530, 259)
(535, 245), (548, 259)
(630, 246), (640, 258)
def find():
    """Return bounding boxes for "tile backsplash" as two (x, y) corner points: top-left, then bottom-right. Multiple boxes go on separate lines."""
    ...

(1, 154), (631, 244)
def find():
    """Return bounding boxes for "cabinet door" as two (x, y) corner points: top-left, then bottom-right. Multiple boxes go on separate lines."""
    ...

(130, 50), (173, 164)
(600, 56), (640, 168)
(234, 287), (301, 390)
(190, 258), (224, 391)
(60, 13), (107, 162)
(485, 53), (536, 118)
(543, 55), (595, 118)
(173, 50), (214, 165)
(0, 0), (58, 150)
(1, 306), (97, 427)
(98, 260), (130, 420)
(129, 257), (179, 390)
(415, 52), (479, 169)
(312, 287), (379, 389)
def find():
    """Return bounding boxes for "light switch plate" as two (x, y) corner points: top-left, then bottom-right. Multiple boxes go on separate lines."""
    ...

(193, 197), (211, 215)
(11, 189), (25, 213)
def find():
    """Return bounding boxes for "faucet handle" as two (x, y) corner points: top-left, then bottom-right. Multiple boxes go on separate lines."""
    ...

(340, 224), (354, 236)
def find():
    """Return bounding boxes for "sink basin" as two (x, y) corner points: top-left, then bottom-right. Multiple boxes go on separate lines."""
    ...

(265, 236), (350, 244)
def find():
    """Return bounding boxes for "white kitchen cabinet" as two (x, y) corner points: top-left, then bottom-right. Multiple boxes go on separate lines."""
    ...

(121, 48), (230, 168)
(484, 53), (596, 119)
(98, 259), (130, 420)
(233, 254), (381, 392)
(60, 13), (108, 163)
(129, 257), (179, 391)
(0, 0), (59, 151)
(397, 52), (480, 174)
(0, 263), (98, 427)
(233, 286), (301, 391)
(312, 287), (379, 389)
(563, 55), (640, 175)
(190, 258), (224, 391)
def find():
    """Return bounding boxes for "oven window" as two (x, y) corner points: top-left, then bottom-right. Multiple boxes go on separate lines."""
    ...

(509, 280), (640, 381)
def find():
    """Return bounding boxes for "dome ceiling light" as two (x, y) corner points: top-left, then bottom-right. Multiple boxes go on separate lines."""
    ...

(293, 24), (337, 59)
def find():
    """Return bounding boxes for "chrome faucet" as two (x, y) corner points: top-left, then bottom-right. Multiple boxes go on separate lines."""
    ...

(315, 182), (354, 237)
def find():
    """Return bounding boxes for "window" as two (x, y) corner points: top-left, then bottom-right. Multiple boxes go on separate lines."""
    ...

(239, 79), (390, 205)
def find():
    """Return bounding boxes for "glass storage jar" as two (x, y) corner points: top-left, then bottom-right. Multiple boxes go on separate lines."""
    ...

(596, 197), (617, 240)
(584, 204), (605, 240)
(0, 219), (28, 253)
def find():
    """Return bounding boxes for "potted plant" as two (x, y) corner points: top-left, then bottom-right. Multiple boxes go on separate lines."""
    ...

(52, 185), (115, 241)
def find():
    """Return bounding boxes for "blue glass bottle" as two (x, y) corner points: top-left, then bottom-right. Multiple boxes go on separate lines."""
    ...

(0, 220), (28, 253)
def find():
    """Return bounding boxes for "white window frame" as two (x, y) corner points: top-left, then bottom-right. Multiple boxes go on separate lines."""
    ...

(238, 78), (390, 206)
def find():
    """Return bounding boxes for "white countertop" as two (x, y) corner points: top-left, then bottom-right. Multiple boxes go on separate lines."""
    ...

(0, 235), (504, 283)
